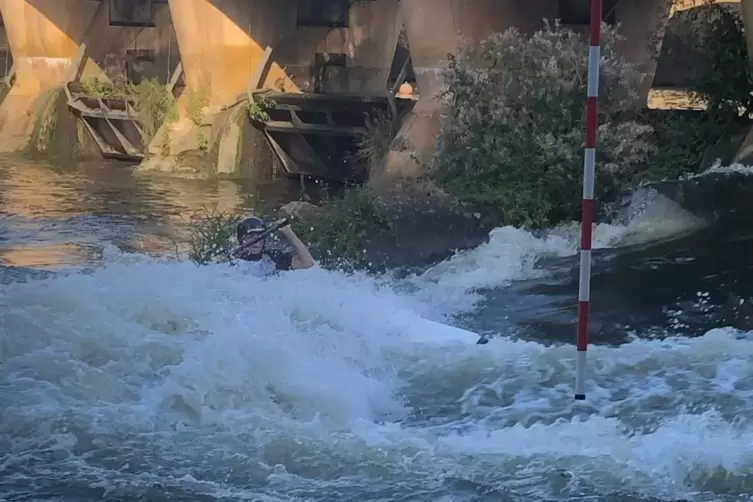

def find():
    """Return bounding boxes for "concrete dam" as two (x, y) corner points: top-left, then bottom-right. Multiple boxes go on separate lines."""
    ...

(0, 0), (749, 182)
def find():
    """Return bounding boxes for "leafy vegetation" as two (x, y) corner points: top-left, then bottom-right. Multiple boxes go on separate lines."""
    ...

(290, 186), (397, 270)
(354, 109), (400, 179)
(430, 4), (751, 229)
(247, 94), (274, 123)
(431, 21), (654, 229)
(184, 77), (211, 151)
(81, 76), (178, 145)
(182, 205), (243, 265)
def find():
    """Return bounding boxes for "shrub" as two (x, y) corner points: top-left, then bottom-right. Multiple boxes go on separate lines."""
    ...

(183, 206), (243, 265)
(80, 76), (177, 144)
(354, 109), (400, 178)
(292, 186), (396, 270)
(181, 189), (397, 271)
(431, 21), (656, 229)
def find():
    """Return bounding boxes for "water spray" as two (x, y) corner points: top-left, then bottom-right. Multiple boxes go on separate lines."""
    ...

(575, 0), (602, 401)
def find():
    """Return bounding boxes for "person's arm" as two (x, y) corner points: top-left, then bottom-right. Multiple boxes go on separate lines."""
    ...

(279, 224), (315, 270)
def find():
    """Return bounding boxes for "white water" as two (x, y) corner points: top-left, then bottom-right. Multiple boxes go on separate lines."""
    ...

(2, 189), (752, 501)
(686, 160), (753, 179)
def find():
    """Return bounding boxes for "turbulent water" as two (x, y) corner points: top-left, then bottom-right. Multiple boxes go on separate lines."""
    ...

(2, 158), (753, 502)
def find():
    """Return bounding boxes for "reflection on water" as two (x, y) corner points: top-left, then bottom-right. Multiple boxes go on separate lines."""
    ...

(0, 156), (313, 269)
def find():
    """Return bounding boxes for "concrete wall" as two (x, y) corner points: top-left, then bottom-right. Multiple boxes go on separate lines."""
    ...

(0, 0), (723, 181)
(166, 0), (401, 107)
(141, 0), (405, 177)
(737, 0), (753, 72)
(231, 0), (670, 107)
(0, 0), (178, 153)
(0, 11), (12, 148)
(166, 0), (298, 107)
(0, 0), (97, 152)
(654, 0), (743, 89)
(275, 0), (401, 94)
(80, 1), (179, 87)
(718, 0), (753, 164)
(614, 0), (674, 104)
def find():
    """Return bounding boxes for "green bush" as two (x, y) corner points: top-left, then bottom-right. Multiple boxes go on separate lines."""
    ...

(80, 76), (177, 144)
(432, 21), (655, 229)
(354, 109), (400, 178)
(182, 206), (243, 265)
(181, 189), (397, 271)
(640, 110), (729, 182)
(292, 187), (396, 270)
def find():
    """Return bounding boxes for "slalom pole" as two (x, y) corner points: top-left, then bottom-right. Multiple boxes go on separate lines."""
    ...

(575, 0), (602, 401)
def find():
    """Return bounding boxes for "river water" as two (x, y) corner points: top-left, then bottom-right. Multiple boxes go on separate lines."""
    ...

(2, 157), (753, 502)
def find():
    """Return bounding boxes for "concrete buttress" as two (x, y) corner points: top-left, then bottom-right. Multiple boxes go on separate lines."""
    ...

(139, 0), (300, 176)
(0, 0), (99, 152)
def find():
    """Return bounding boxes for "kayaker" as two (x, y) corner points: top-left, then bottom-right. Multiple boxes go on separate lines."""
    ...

(231, 216), (315, 275)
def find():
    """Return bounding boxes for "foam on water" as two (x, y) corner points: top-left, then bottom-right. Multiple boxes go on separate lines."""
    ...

(546, 186), (709, 251)
(2, 190), (750, 501)
(687, 161), (753, 179)
(405, 187), (709, 320)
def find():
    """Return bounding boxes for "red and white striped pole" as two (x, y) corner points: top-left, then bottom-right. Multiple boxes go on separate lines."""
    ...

(575, 0), (602, 401)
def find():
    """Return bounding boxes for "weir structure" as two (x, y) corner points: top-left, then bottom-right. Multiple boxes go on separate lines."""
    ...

(1, 0), (753, 180)
(0, 0), (179, 159)
(133, 0), (410, 180)
(62, 0), (179, 161)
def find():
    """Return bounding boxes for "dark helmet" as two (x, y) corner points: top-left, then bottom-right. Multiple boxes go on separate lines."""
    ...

(237, 216), (266, 243)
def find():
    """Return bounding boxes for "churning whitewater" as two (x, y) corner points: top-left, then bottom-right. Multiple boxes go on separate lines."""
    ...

(2, 184), (753, 502)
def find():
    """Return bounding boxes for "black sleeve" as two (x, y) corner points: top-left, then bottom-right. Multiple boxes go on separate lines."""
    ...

(267, 249), (294, 271)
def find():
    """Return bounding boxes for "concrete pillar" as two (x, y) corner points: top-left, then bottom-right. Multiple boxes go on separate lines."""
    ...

(140, 0), (303, 177)
(0, 0), (99, 152)
(166, 0), (298, 108)
(345, 0), (401, 94)
(378, 0), (551, 182)
(614, 0), (674, 105)
(378, 0), (457, 181)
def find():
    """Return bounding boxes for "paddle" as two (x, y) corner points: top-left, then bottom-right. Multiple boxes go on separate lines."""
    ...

(240, 217), (291, 246)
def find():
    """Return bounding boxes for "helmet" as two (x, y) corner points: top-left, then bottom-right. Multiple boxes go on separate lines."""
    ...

(237, 216), (266, 243)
